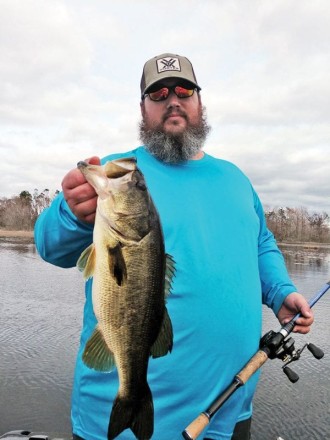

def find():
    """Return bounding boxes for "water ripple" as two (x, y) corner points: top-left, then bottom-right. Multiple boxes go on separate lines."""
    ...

(1, 241), (330, 437)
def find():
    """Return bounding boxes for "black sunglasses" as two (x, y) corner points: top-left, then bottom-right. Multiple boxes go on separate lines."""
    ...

(143, 85), (196, 102)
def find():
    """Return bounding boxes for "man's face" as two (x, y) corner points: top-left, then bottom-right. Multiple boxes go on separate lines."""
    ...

(140, 79), (210, 164)
(139, 78), (210, 163)
(140, 78), (202, 135)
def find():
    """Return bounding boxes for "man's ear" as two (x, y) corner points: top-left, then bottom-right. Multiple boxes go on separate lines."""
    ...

(140, 100), (146, 117)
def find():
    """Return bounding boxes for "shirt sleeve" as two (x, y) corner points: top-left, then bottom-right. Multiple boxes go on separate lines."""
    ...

(34, 192), (93, 268)
(253, 189), (297, 315)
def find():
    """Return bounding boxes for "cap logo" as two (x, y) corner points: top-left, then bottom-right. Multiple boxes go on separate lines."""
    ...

(157, 57), (181, 73)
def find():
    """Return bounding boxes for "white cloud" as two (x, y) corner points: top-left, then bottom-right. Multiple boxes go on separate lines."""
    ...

(0, 0), (329, 214)
(0, 0), (91, 78)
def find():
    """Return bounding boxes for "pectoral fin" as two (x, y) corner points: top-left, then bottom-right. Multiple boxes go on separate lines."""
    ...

(108, 244), (127, 286)
(82, 326), (116, 372)
(77, 244), (96, 279)
(150, 308), (173, 358)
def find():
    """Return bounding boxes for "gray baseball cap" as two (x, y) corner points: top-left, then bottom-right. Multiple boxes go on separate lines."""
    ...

(140, 53), (201, 98)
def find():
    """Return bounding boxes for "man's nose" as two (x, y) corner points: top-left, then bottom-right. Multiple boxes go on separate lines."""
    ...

(166, 91), (181, 108)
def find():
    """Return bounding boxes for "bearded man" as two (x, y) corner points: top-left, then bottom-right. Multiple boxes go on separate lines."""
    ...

(34, 53), (313, 440)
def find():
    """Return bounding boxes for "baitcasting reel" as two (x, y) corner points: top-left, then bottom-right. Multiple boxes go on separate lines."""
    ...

(260, 330), (324, 383)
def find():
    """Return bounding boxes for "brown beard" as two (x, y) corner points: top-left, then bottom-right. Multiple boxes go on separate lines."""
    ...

(139, 106), (211, 164)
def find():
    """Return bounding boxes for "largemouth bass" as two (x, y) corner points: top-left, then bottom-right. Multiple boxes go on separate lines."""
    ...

(76, 157), (174, 440)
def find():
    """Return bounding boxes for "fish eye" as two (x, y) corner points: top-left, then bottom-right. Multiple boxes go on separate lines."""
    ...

(136, 181), (146, 191)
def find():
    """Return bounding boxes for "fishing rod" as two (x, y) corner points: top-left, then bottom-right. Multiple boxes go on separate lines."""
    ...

(182, 280), (330, 440)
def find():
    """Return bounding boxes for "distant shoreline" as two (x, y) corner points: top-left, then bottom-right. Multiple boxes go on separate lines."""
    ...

(1, 229), (329, 249)
(279, 241), (330, 249)
(0, 229), (34, 238)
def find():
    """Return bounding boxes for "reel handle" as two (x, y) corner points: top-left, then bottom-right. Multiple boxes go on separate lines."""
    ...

(283, 366), (299, 383)
(307, 343), (324, 360)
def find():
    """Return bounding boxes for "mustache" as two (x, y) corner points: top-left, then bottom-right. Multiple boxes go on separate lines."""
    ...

(162, 108), (188, 122)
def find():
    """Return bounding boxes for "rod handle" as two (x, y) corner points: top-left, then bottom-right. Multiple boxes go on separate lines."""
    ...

(182, 413), (210, 440)
(236, 350), (269, 384)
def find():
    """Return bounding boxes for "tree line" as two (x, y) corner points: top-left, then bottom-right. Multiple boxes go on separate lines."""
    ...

(0, 191), (329, 243)
(265, 206), (329, 243)
(0, 189), (59, 231)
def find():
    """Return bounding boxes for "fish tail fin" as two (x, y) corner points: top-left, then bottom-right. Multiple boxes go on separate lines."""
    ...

(108, 385), (154, 440)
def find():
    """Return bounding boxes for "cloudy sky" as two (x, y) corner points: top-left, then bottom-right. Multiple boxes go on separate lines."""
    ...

(1, 0), (329, 213)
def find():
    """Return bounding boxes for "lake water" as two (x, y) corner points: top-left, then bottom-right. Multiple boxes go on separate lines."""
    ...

(1, 238), (329, 440)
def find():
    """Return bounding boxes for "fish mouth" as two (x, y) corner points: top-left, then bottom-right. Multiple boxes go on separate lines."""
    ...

(77, 161), (110, 199)
(77, 160), (106, 180)
(77, 158), (137, 178)
(77, 159), (138, 200)
(104, 158), (137, 178)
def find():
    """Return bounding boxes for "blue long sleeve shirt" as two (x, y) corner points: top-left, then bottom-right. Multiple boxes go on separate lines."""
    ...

(34, 147), (296, 439)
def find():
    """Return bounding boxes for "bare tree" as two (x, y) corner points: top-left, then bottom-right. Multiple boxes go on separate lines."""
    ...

(307, 212), (330, 242)
(0, 189), (59, 231)
(265, 207), (330, 243)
